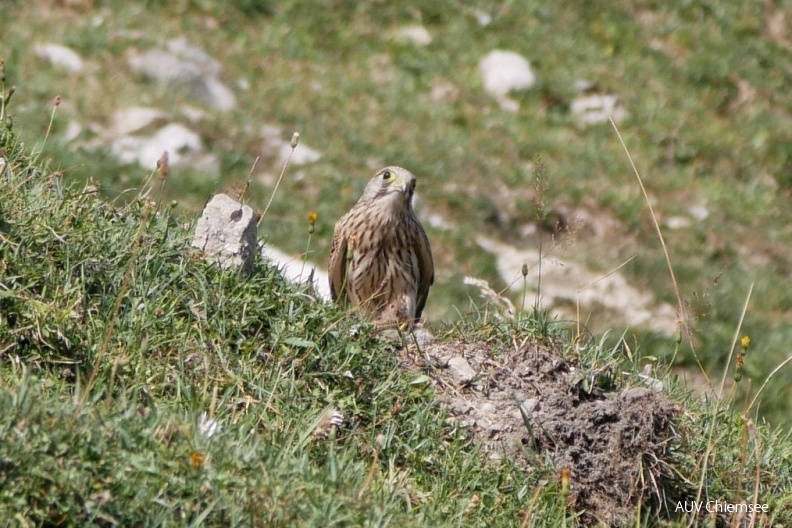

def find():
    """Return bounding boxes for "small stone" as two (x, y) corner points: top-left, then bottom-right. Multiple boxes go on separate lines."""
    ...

(128, 49), (200, 83)
(448, 356), (477, 385)
(497, 98), (520, 113)
(688, 205), (709, 221)
(107, 107), (169, 138)
(479, 50), (536, 97)
(570, 94), (628, 125)
(475, 10), (493, 27)
(180, 106), (206, 123)
(520, 398), (540, 415)
(636, 374), (665, 392)
(620, 387), (652, 401)
(34, 43), (85, 73)
(574, 79), (595, 92)
(192, 194), (258, 274)
(426, 213), (451, 230)
(127, 38), (236, 110)
(166, 37), (222, 76)
(665, 216), (692, 230)
(194, 76), (237, 111)
(449, 397), (472, 415)
(260, 245), (331, 301)
(427, 79), (460, 103)
(394, 25), (432, 46)
(111, 123), (215, 170)
(411, 327), (435, 348)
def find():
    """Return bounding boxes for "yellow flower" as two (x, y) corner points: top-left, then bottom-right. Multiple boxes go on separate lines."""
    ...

(560, 467), (571, 496)
(308, 212), (318, 224)
(741, 335), (751, 350)
(190, 451), (204, 469)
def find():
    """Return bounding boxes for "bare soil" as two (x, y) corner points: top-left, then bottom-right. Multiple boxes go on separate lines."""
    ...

(400, 334), (681, 526)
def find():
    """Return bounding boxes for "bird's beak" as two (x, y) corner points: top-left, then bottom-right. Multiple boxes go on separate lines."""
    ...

(394, 175), (413, 195)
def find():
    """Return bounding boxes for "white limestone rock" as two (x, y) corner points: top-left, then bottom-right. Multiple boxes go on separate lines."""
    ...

(570, 94), (628, 125)
(393, 25), (432, 46)
(448, 356), (477, 385)
(110, 123), (216, 170)
(479, 50), (536, 97)
(260, 245), (331, 301)
(192, 194), (258, 275)
(127, 37), (237, 110)
(34, 43), (85, 73)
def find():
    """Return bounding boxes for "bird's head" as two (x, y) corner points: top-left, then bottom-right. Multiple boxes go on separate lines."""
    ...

(361, 166), (417, 209)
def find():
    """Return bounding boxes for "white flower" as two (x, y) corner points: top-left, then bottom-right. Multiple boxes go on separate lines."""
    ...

(198, 412), (222, 438)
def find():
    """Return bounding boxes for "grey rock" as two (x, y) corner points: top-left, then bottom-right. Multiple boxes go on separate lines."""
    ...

(570, 94), (628, 125)
(128, 49), (200, 83)
(34, 43), (85, 73)
(479, 50), (536, 96)
(127, 37), (237, 110)
(411, 327), (435, 348)
(393, 25), (432, 46)
(194, 77), (237, 112)
(620, 387), (652, 402)
(520, 397), (540, 415)
(260, 245), (331, 301)
(447, 356), (477, 385)
(106, 107), (170, 138)
(166, 37), (222, 76)
(110, 123), (218, 172)
(192, 194), (258, 274)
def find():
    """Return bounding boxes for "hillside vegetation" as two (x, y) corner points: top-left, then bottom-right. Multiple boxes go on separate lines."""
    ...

(1, 1), (792, 525)
(3, 0), (792, 427)
(2, 68), (792, 528)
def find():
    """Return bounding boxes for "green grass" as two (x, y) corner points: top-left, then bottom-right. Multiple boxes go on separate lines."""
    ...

(2, 1), (792, 524)
(0, 114), (557, 525)
(2, 87), (792, 526)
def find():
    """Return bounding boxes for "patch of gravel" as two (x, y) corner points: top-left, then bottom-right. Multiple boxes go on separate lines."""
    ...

(399, 336), (681, 526)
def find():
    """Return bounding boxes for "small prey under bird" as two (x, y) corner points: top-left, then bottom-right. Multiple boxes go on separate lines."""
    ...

(328, 166), (434, 328)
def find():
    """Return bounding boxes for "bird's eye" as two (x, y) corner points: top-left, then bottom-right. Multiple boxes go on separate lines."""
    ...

(382, 170), (392, 181)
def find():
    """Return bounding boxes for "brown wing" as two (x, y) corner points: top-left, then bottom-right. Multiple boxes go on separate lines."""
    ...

(413, 223), (434, 321)
(328, 223), (348, 304)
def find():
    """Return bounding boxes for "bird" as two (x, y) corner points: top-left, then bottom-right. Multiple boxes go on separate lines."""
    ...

(328, 166), (434, 328)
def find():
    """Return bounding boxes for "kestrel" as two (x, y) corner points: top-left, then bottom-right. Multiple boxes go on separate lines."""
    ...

(328, 166), (434, 328)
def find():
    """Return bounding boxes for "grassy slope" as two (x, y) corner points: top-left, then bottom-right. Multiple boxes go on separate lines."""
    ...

(1, 1), (792, 523)
(1, 106), (791, 526)
(3, 0), (791, 427)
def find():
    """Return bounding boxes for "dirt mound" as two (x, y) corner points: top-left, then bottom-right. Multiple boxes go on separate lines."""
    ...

(402, 336), (680, 526)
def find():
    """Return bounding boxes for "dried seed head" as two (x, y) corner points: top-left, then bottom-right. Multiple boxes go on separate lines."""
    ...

(734, 354), (744, 382)
(290, 132), (300, 148)
(53, 95), (61, 107)
(157, 151), (169, 179)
